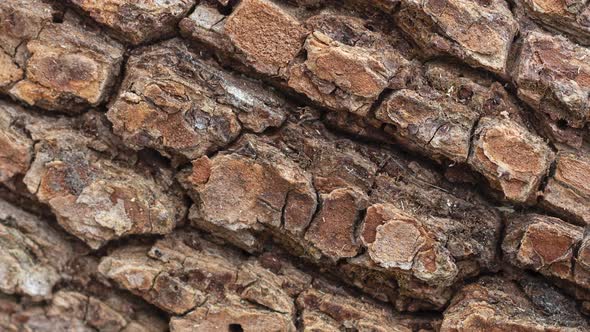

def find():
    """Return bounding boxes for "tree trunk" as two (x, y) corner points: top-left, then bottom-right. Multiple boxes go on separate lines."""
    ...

(1, 0), (589, 331)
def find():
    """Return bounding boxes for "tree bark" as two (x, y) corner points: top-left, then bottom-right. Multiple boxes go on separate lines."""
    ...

(1, 0), (590, 331)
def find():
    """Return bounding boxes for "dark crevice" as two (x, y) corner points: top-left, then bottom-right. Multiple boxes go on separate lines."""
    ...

(217, 0), (241, 15)
(537, 157), (558, 199)
(466, 114), (482, 163)
(228, 324), (244, 332)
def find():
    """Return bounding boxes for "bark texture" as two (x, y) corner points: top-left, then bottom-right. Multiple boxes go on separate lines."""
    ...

(1, 0), (590, 331)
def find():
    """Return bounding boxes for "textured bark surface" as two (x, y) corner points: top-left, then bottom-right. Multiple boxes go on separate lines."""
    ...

(1, 0), (590, 331)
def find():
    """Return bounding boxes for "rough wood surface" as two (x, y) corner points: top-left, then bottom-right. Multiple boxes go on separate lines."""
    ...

(1, 0), (590, 331)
